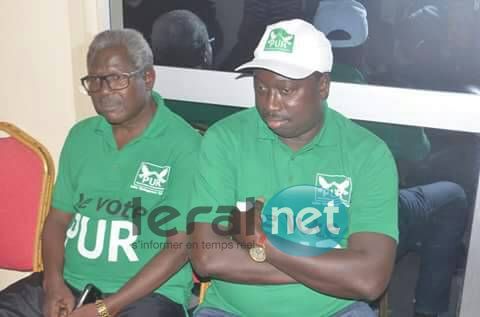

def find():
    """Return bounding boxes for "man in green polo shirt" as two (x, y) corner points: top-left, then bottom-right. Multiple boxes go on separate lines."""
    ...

(314, 4), (469, 316)
(190, 19), (398, 317)
(0, 29), (199, 317)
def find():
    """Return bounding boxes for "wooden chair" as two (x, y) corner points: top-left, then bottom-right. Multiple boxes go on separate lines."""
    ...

(198, 281), (210, 304)
(0, 122), (55, 274)
(191, 122), (209, 136)
(378, 291), (389, 317)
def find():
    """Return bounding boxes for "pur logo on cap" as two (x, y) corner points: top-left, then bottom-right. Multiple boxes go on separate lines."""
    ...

(264, 28), (295, 53)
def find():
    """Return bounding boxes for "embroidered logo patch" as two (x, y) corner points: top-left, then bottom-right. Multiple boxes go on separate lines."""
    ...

(264, 28), (295, 53)
(130, 162), (171, 196)
(315, 173), (352, 207)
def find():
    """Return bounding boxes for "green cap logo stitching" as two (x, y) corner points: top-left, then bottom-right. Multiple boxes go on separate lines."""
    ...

(264, 28), (295, 53)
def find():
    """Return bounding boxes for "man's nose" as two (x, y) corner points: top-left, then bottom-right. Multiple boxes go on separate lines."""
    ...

(265, 90), (280, 111)
(97, 78), (113, 95)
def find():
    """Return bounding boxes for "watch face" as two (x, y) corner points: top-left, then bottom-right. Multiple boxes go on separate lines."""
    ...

(249, 246), (266, 262)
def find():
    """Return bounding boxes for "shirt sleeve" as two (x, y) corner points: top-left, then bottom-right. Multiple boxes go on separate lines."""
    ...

(163, 148), (199, 233)
(189, 127), (237, 224)
(348, 144), (399, 242)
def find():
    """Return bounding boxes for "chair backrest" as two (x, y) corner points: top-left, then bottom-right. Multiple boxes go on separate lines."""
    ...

(0, 122), (55, 272)
(191, 122), (209, 136)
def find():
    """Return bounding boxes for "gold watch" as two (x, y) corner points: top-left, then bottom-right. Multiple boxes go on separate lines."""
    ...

(249, 234), (267, 262)
(95, 299), (111, 317)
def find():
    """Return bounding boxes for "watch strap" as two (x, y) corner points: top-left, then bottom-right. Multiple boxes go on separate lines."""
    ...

(95, 299), (111, 317)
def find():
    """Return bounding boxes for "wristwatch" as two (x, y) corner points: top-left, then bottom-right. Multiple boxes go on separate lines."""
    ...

(249, 233), (267, 262)
(95, 300), (111, 317)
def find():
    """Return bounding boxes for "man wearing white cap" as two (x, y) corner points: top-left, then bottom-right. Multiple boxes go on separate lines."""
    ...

(313, 0), (369, 84)
(190, 19), (398, 317)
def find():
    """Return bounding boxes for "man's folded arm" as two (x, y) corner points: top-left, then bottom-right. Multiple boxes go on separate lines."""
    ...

(264, 146), (399, 301)
(190, 223), (295, 284)
(265, 232), (396, 301)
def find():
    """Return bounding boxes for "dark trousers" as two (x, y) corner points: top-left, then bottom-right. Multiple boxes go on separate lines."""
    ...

(397, 181), (468, 314)
(0, 272), (185, 317)
(194, 302), (375, 317)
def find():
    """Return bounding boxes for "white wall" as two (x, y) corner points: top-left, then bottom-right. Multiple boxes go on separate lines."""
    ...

(0, 1), (76, 164)
(0, 1), (107, 164)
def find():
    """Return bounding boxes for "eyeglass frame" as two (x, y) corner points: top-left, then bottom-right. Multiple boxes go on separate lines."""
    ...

(80, 68), (145, 93)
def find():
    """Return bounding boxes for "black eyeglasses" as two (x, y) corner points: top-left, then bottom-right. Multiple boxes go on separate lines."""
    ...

(80, 69), (144, 93)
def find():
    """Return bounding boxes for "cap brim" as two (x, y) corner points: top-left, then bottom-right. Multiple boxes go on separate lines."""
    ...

(235, 59), (315, 79)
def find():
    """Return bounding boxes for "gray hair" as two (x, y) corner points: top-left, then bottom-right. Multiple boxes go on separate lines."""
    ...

(87, 28), (153, 70)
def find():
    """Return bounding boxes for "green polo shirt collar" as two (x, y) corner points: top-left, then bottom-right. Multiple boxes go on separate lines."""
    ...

(94, 91), (169, 147)
(256, 101), (336, 148)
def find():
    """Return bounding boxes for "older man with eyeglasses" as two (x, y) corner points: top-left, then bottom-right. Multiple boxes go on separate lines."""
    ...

(0, 29), (200, 317)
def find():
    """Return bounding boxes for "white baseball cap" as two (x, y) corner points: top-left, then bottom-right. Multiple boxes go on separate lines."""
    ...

(313, 0), (368, 48)
(235, 19), (333, 79)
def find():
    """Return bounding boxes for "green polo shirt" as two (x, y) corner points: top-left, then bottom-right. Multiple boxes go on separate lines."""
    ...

(52, 92), (200, 308)
(331, 63), (367, 84)
(192, 104), (398, 317)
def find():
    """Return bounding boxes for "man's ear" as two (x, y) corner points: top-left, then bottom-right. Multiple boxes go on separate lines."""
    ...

(144, 66), (156, 91)
(318, 73), (330, 100)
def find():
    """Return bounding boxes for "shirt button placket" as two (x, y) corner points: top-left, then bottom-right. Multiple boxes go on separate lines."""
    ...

(288, 155), (296, 183)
